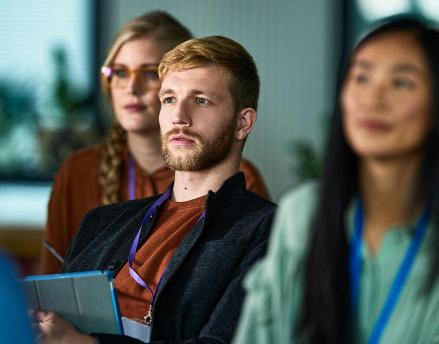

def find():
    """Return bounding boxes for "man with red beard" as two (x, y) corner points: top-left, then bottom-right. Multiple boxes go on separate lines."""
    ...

(35, 36), (275, 344)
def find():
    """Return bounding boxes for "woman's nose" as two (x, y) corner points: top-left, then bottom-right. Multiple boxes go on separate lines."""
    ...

(126, 73), (145, 95)
(362, 80), (390, 113)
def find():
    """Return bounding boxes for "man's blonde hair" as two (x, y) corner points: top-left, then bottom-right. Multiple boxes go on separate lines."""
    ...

(159, 35), (260, 111)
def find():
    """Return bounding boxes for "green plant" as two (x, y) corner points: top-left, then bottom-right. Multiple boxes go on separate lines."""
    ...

(50, 46), (94, 124)
(290, 139), (321, 182)
(0, 78), (36, 137)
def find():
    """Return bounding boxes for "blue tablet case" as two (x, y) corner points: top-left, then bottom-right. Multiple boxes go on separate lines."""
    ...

(23, 270), (122, 335)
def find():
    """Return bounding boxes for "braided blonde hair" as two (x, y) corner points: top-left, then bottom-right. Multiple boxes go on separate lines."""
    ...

(99, 11), (192, 204)
(100, 124), (127, 204)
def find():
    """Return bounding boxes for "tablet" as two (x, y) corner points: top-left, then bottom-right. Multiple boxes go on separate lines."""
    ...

(23, 270), (122, 335)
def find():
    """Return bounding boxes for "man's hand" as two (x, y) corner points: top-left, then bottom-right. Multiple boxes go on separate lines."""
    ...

(33, 311), (98, 344)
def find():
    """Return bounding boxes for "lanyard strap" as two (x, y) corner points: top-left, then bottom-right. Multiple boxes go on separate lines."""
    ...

(128, 186), (205, 306)
(350, 200), (364, 313)
(350, 201), (430, 344)
(128, 154), (136, 201)
(128, 186), (172, 295)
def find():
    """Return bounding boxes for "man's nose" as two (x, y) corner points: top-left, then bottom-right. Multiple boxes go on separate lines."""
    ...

(172, 100), (192, 126)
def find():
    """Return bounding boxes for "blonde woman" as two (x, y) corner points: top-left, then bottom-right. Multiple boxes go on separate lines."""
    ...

(41, 11), (270, 274)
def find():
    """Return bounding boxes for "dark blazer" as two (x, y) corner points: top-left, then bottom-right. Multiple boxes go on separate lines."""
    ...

(62, 172), (276, 344)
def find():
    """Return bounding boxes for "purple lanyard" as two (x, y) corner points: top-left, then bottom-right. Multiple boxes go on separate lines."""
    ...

(128, 155), (136, 201)
(128, 186), (205, 305)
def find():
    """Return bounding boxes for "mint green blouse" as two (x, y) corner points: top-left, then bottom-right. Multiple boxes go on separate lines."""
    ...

(234, 183), (439, 343)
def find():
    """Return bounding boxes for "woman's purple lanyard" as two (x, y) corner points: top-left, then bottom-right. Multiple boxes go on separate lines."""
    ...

(128, 155), (136, 201)
(350, 200), (431, 343)
(127, 185), (205, 324)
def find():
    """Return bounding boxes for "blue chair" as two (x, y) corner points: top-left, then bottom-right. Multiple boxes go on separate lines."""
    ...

(0, 252), (35, 343)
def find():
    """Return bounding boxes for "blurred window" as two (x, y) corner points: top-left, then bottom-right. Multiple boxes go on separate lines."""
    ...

(0, 0), (101, 181)
(351, 0), (439, 43)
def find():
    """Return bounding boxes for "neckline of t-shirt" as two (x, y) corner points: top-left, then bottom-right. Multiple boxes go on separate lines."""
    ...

(164, 195), (207, 211)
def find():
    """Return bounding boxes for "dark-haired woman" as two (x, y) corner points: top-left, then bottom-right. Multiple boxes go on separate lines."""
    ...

(235, 16), (439, 343)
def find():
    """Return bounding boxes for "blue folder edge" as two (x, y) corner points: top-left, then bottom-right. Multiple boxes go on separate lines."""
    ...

(24, 270), (123, 335)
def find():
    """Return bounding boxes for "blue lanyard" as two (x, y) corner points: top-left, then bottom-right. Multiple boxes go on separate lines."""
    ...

(350, 200), (430, 343)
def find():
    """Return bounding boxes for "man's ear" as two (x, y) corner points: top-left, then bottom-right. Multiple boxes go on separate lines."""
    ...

(235, 108), (257, 141)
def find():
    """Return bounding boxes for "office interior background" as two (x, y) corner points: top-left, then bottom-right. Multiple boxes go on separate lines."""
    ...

(1, 0), (438, 273)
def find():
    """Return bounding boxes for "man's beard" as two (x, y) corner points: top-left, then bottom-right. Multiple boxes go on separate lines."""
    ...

(160, 117), (237, 171)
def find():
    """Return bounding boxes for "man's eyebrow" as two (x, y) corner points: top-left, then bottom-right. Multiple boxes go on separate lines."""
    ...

(158, 88), (221, 99)
(159, 88), (175, 96)
(191, 89), (218, 98)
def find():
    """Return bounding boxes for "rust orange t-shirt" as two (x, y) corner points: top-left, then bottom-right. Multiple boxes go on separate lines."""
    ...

(114, 195), (206, 320)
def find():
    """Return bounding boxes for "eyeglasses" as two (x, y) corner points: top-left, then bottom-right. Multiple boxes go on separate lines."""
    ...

(101, 64), (160, 89)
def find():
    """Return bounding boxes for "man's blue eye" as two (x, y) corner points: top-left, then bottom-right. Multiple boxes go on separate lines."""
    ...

(195, 98), (209, 105)
(162, 97), (175, 104)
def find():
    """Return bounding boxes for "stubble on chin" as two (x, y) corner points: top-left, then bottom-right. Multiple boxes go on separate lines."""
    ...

(160, 128), (204, 171)
(160, 120), (236, 171)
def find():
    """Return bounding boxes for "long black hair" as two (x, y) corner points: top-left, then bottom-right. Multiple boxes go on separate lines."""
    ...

(297, 15), (439, 343)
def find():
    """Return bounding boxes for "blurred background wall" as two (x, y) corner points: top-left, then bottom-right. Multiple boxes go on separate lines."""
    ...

(1, 0), (438, 273)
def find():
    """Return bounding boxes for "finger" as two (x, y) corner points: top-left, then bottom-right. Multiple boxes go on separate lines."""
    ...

(34, 310), (55, 322)
(31, 314), (46, 343)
